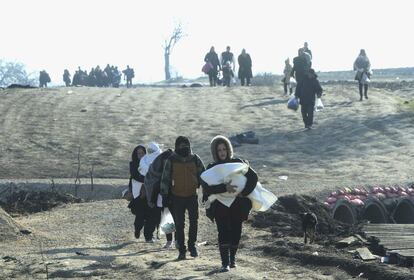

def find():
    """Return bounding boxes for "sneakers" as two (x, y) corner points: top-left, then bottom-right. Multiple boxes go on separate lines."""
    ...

(189, 247), (198, 258)
(145, 238), (156, 243)
(177, 252), (186, 260)
(163, 241), (173, 249)
(220, 265), (230, 272)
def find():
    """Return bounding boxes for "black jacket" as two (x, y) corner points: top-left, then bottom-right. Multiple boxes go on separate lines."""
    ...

(204, 51), (220, 70)
(201, 158), (258, 222)
(295, 75), (323, 106)
(238, 54), (253, 78)
(291, 55), (309, 82)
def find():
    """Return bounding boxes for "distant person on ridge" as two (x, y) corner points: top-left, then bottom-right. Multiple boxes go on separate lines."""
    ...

(295, 68), (323, 129)
(220, 46), (235, 85)
(237, 49), (253, 86)
(123, 65), (135, 88)
(283, 58), (293, 95)
(204, 46), (221, 87)
(353, 49), (371, 101)
(303, 42), (312, 62)
(39, 70), (51, 88)
(63, 69), (71, 87)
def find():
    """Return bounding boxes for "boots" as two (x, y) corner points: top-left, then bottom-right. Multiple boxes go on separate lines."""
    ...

(219, 244), (230, 272)
(230, 246), (238, 268)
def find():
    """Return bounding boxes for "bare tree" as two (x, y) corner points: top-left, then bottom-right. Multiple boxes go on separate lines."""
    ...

(163, 23), (185, 81)
(0, 60), (37, 87)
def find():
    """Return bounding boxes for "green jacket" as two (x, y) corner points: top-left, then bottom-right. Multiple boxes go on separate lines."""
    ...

(160, 152), (205, 196)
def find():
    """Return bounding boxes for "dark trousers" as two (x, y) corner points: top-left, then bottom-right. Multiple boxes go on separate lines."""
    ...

(133, 198), (157, 241)
(240, 76), (251, 86)
(208, 70), (218, 86)
(284, 81), (293, 94)
(359, 82), (368, 98)
(166, 205), (176, 242)
(214, 203), (243, 247)
(301, 103), (314, 128)
(214, 201), (243, 267)
(172, 195), (199, 253)
(126, 78), (132, 88)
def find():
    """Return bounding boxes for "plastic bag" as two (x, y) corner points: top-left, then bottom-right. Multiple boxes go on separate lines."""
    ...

(159, 208), (175, 235)
(287, 96), (299, 111)
(202, 62), (213, 74)
(361, 72), (370, 84)
(289, 77), (297, 89)
(315, 98), (324, 111)
(248, 182), (278, 211)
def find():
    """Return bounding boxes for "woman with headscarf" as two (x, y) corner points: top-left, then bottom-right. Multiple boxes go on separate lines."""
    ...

(353, 49), (371, 101)
(201, 135), (258, 272)
(127, 144), (157, 242)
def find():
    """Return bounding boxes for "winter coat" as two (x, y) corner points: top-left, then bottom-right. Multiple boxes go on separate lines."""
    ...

(291, 55), (310, 82)
(204, 51), (221, 70)
(353, 55), (371, 72)
(238, 54), (253, 79)
(144, 149), (173, 205)
(201, 135), (258, 222)
(295, 74), (323, 106)
(160, 152), (205, 197)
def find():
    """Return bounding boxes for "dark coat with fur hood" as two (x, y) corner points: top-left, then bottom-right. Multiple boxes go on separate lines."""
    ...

(201, 135), (258, 221)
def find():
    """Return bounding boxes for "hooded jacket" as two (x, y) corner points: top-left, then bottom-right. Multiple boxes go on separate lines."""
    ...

(295, 71), (323, 106)
(144, 149), (173, 205)
(202, 135), (258, 198)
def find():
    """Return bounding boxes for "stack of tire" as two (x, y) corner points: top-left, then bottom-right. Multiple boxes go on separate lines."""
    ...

(324, 186), (414, 224)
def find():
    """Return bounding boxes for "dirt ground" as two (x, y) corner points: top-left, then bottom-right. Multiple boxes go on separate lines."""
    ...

(0, 82), (413, 279)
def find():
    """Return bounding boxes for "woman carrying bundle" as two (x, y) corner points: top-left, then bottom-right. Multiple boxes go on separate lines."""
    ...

(201, 135), (258, 272)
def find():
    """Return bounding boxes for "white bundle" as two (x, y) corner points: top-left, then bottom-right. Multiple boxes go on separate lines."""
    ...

(139, 142), (162, 176)
(201, 162), (277, 211)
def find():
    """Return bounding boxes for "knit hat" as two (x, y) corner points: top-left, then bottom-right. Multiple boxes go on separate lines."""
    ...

(175, 136), (190, 149)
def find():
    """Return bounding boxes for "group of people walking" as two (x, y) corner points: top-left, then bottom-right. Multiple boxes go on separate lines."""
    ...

(127, 135), (258, 272)
(283, 42), (372, 129)
(203, 46), (252, 87)
(63, 65), (135, 88)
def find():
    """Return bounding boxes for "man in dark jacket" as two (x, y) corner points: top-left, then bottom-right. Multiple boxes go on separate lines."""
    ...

(291, 48), (311, 96)
(295, 69), (323, 129)
(123, 65), (135, 88)
(160, 136), (205, 260)
(204, 46), (221, 87)
(303, 42), (312, 60)
(237, 49), (252, 86)
(39, 70), (51, 87)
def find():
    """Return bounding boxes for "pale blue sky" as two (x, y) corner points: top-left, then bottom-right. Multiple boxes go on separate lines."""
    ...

(1, 0), (412, 84)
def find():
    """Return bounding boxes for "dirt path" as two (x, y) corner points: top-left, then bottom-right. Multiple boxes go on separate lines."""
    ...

(0, 199), (353, 279)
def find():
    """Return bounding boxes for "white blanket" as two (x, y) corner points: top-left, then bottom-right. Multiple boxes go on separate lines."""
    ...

(131, 179), (143, 199)
(201, 162), (277, 211)
(139, 142), (162, 176)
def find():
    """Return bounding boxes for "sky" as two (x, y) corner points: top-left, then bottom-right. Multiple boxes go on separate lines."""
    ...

(1, 0), (413, 84)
